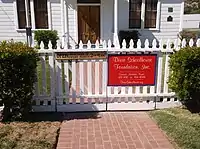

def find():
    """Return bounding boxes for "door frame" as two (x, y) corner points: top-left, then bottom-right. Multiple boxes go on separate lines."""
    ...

(76, 3), (103, 44)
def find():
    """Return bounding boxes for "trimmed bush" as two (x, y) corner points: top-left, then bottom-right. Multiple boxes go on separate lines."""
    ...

(34, 30), (59, 49)
(168, 47), (200, 105)
(178, 30), (200, 46)
(0, 41), (39, 121)
(118, 30), (139, 48)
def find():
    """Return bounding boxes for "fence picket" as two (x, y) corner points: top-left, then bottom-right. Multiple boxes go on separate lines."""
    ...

(40, 41), (44, 49)
(56, 60), (63, 104)
(79, 40), (83, 49)
(122, 39), (126, 49)
(41, 55), (47, 95)
(143, 86), (148, 94)
(79, 61), (84, 104)
(128, 87), (132, 94)
(135, 87), (140, 94)
(48, 41), (52, 49)
(144, 39), (149, 49)
(114, 87), (118, 95)
(64, 61), (69, 98)
(34, 75), (39, 97)
(156, 53), (163, 94)
(108, 40), (112, 48)
(182, 39), (186, 48)
(87, 40), (91, 49)
(197, 39), (200, 47)
(79, 62), (84, 95)
(95, 40), (100, 49)
(164, 54), (170, 94)
(49, 54), (55, 99)
(95, 61), (100, 95)
(121, 87), (126, 94)
(87, 61), (92, 95)
(129, 39), (134, 49)
(150, 86), (155, 94)
(72, 61), (76, 103)
(57, 41), (60, 50)
(189, 38), (194, 47)
(102, 60), (107, 95)
(137, 39), (142, 49)
(152, 39), (157, 49)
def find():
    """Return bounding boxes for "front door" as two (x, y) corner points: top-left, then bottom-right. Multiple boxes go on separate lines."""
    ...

(78, 6), (100, 44)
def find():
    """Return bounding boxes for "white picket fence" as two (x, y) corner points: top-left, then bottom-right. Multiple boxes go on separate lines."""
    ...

(31, 38), (200, 112)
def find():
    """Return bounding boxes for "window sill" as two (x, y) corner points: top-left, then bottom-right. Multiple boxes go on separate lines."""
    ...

(16, 28), (51, 32)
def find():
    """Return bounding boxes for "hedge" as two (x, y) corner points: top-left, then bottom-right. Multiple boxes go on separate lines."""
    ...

(118, 30), (139, 48)
(168, 46), (200, 106)
(34, 30), (59, 49)
(0, 41), (39, 121)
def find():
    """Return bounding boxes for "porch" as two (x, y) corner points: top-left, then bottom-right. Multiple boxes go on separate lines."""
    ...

(60, 0), (121, 48)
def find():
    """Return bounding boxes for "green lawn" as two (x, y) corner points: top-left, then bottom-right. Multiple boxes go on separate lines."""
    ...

(149, 107), (200, 149)
(0, 113), (61, 149)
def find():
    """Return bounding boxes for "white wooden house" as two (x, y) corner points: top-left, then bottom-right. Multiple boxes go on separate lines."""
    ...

(0, 0), (184, 46)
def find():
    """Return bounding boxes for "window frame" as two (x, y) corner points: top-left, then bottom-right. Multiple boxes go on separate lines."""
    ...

(129, 0), (161, 31)
(14, 0), (52, 31)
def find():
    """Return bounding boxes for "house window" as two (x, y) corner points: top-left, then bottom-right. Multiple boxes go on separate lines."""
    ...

(34, 0), (48, 29)
(145, 0), (157, 28)
(129, 0), (142, 29)
(17, 0), (31, 29)
(129, 0), (158, 29)
(16, 0), (49, 29)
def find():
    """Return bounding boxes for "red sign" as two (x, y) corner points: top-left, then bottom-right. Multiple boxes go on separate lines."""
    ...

(108, 55), (157, 86)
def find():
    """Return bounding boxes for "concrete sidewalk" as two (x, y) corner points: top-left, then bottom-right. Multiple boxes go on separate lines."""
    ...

(57, 112), (174, 149)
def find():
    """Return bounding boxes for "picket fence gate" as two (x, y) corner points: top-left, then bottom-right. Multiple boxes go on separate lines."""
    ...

(32, 38), (200, 112)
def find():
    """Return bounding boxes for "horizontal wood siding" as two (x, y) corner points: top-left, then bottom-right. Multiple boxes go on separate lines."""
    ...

(0, 0), (62, 42)
(0, 0), (26, 41)
(183, 14), (200, 29)
(51, 0), (62, 37)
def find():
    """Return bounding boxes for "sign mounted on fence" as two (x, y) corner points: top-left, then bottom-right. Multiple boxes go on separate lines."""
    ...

(55, 51), (107, 60)
(108, 54), (157, 86)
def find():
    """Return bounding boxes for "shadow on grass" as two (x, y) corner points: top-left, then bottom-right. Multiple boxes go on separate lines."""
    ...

(28, 111), (101, 122)
(1, 111), (101, 123)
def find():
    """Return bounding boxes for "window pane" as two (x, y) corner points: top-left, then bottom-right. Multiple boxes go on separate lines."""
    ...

(129, 0), (142, 29)
(34, 0), (48, 29)
(17, 0), (31, 29)
(145, 0), (158, 28)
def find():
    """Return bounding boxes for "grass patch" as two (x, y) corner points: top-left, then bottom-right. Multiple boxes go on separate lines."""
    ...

(149, 108), (200, 149)
(37, 59), (72, 96)
(0, 113), (61, 149)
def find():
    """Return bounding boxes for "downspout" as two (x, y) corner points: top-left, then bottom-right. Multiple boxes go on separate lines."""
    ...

(61, 0), (65, 48)
(179, 0), (184, 32)
(64, 0), (69, 48)
(25, 0), (32, 46)
(113, 0), (120, 47)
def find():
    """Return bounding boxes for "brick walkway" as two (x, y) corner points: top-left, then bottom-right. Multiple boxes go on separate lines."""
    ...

(57, 112), (174, 149)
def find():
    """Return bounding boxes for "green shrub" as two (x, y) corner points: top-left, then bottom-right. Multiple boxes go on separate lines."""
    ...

(118, 30), (139, 48)
(0, 41), (39, 121)
(178, 30), (200, 46)
(168, 47), (200, 105)
(34, 30), (59, 49)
